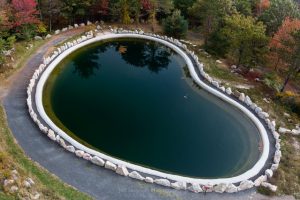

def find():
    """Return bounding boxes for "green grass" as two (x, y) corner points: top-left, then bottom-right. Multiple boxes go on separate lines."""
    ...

(0, 106), (92, 200)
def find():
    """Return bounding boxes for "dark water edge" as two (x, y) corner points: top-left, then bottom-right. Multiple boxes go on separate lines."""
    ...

(43, 38), (262, 178)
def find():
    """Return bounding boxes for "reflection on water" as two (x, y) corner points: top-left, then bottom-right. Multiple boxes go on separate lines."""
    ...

(72, 40), (172, 78)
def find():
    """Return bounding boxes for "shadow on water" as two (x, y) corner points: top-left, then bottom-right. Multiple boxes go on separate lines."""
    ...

(72, 40), (172, 78)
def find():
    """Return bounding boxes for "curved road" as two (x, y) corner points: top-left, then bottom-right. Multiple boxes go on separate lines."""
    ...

(1, 29), (292, 200)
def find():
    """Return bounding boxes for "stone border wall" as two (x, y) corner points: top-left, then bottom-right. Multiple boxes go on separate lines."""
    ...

(26, 23), (280, 193)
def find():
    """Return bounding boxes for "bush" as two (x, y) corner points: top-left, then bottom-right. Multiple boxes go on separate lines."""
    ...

(263, 72), (282, 92)
(277, 92), (300, 116)
(163, 9), (188, 38)
(15, 24), (37, 41)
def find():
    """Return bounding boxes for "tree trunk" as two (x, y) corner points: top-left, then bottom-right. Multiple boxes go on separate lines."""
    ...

(280, 72), (292, 92)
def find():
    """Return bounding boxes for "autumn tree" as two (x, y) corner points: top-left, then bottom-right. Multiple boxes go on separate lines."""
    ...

(148, 0), (174, 31)
(268, 17), (300, 91)
(11, 0), (43, 40)
(255, 0), (270, 16)
(163, 9), (188, 38)
(220, 14), (269, 68)
(260, 0), (300, 35)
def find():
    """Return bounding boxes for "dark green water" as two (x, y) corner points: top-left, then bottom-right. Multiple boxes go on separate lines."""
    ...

(43, 38), (261, 178)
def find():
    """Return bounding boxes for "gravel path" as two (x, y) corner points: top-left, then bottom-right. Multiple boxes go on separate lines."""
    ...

(1, 29), (295, 200)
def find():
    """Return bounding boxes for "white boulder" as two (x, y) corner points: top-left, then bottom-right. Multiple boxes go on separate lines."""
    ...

(129, 171), (145, 181)
(239, 93), (245, 102)
(171, 181), (187, 190)
(154, 179), (171, 187)
(75, 150), (85, 158)
(188, 183), (203, 193)
(265, 169), (273, 178)
(91, 156), (105, 166)
(238, 180), (254, 191)
(213, 183), (228, 193)
(116, 165), (129, 176)
(47, 129), (56, 141)
(254, 175), (267, 187)
(144, 177), (154, 183)
(104, 161), (117, 171)
(225, 87), (232, 95)
(225, 183), (238, 193)
(66, 145), (75, 153)
(261, 182), (277, 192)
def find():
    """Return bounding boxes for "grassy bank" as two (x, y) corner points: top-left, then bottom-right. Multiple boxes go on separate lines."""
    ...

(0, 106), (92, 199)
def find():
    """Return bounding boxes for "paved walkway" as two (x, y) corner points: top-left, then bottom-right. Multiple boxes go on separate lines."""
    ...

(1, 29), (294, 200)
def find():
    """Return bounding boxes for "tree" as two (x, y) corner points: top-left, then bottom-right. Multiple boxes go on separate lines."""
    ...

(255, 0), (270, 16)
(61, 0), (92, 23)
(268, 18), (300, 91)
(11, 0), (40, 27)
(173, 0), (196, 17)
(188, 0), (234, 44)
(39, 0), (62, 31)
(269, 17), (300, 71)
(233, 0), (252, 16)
(163, 10), (188, 38)
(220, 14), (269, 68)
(148, 0), (174, 31)
(118, 0), (131, 24)
(260, 0), (300, 35)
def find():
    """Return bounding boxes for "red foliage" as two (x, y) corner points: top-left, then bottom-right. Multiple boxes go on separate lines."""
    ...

(268, 17), (300, 69)
(98, 0), (109, 15)
(270, 17), (300, 52)
(256, 0), (270, 15)
(141, 0), (152, 11)
(11, 0), (40, 27)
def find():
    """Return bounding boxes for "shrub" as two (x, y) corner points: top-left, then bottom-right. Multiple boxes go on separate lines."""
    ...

(163, 9), (188, 38)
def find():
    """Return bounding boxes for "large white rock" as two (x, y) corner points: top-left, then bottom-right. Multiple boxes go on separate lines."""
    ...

(254, 175), (267, 186)
(274, 150), (281, 164)
(144, 177), (154, 183)
(261, 182), (277, 192)
(213, 183), (228, 193)
(291, 129), (300, 135)
(238, 180), (254, 191)
(47, 129), (56, 141)
(265, 169), (273, 178)
(83, 153), (92, 160)
(171, 181), (187, 190)
(104, 161), (117, 171)
(129, 171), (145, 181)
(116, 165), (129, 176)
(91, 156), (105, 166)
(239, 93), (245, 102)
(225, 87), (232, 95)
(188, 183), (203, 193)
(66, 145), (75, 153)
(245, 96), (252, 106)
(278, 127), (291, 134)
(271, 163), (279, 171)
(75, 150), (85, 158)
(154, 179), (171, 187)
(225, 183), (238, 193)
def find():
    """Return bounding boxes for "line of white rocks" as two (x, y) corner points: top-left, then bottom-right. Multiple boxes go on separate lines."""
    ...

(26, 22), (280, 193)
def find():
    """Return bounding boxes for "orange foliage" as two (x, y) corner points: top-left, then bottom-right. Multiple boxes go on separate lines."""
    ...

(256, 0), (270, 15)
(269, 17), (300, 52)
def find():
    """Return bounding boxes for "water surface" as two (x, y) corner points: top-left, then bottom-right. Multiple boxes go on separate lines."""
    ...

(43, 38), (261, 178)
